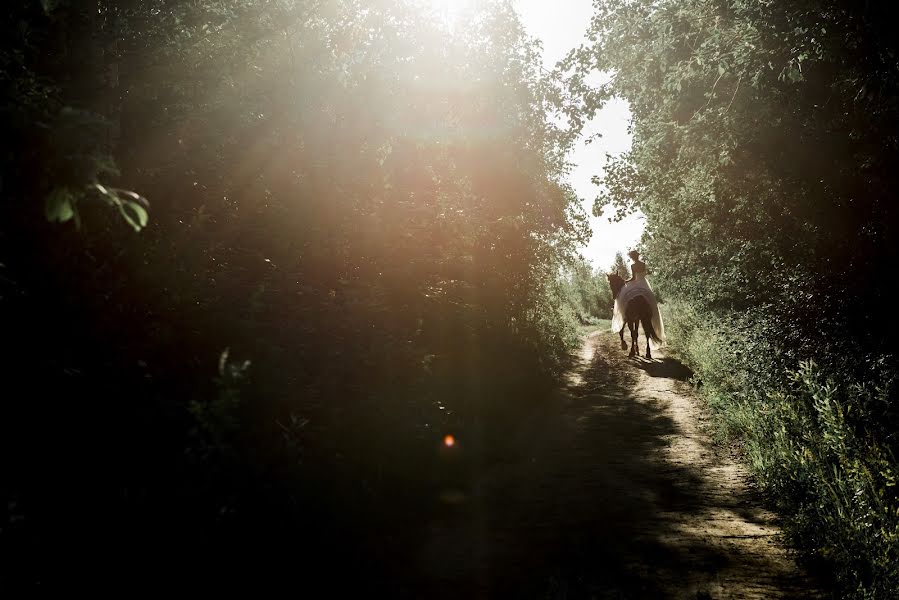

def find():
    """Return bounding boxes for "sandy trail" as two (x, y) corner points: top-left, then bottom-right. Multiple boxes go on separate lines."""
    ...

(416, 329), (821, 599)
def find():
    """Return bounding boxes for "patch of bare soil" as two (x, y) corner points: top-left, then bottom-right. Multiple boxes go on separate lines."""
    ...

(412, 330), (822, 599)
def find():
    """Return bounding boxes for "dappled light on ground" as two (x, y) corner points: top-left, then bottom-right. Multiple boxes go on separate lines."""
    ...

(407, 329), (821, 598)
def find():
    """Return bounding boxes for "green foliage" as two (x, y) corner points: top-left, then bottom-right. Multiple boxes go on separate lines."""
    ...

(767, 364), (898, 598)
(566, 0), (899, 325)
(0, 0), (589, 587)
(1, 27), (149, 231)
(611, 251), (630, 280)
(665, 303), (899, 597)
(189, 348), (252, 460)
(44, 187), (78, 226)
(91, 184), (149, 232)
(562, 255), (613, 323)
(568, 1), (899, 595)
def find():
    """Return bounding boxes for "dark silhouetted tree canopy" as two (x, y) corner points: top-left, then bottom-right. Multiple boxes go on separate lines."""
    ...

(0, 0), (598, 590)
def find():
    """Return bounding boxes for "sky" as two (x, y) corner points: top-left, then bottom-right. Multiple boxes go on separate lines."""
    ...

(513, 0), (645, 270)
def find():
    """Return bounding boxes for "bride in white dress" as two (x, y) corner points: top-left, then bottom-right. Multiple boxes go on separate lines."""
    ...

(611, 250), (665, 347)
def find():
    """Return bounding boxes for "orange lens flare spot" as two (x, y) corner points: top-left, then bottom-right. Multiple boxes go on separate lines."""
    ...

(443, 435), (456, 448)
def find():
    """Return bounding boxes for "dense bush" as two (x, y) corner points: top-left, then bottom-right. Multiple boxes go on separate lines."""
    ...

(664, 304), (899, 597)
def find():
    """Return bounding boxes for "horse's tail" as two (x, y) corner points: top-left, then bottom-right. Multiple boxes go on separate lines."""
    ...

(642, 317), (662, 344)
(638, 298), (662, 344)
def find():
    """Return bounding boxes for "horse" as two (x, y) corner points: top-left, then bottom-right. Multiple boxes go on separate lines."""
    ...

(606, 272), (661, 359)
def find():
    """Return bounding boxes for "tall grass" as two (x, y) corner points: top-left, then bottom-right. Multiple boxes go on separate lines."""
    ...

(663, 301), (899, 598)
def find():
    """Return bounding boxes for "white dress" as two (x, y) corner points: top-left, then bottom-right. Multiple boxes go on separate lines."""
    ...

(611, 262), (666, 346)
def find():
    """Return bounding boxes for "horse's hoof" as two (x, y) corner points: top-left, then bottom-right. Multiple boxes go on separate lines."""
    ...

(628, 350), (636, 357)
(620, 341), (627, 350)
(646, 352), (652, 360)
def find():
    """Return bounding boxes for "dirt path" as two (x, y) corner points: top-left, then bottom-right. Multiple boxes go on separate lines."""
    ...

(415, 329), (821, 599)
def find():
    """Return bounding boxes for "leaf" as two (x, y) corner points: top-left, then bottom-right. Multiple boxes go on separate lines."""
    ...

(44, 188), (75, 224)
(92, 183), (150, 231)
(119, 200), (149, 232)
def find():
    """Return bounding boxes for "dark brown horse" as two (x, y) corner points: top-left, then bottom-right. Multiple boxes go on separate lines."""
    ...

(607, 272), (661, 359)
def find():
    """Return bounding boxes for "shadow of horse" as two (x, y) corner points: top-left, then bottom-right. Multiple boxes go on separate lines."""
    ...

(634, 356), (694, 382)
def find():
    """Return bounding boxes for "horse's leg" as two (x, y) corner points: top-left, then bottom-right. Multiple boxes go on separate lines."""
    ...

(629, 320), (638, 357)
(634, 321), (640, 356)
(619, 326), (627, 350)
(645, 318), (653, 360)
(626, 320), (635, 356)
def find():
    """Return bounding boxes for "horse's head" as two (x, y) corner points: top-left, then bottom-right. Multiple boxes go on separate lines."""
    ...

(607, 271), (626, 300)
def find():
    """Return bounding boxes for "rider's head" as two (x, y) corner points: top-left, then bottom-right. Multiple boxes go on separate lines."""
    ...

(627, 249), (640, 261)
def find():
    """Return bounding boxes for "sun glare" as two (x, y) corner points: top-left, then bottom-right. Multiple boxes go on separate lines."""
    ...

(425, 0), (479, 26)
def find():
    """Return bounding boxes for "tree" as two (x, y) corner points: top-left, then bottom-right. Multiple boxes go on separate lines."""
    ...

(611, 251), (630, 281)
(563, 2), (899, 595)
(0, 0), (591, 588)
(564, 0), (899, 331)
(563, 256), (613, 321)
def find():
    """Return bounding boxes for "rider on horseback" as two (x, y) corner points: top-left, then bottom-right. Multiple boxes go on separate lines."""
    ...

(608, 250), (665, 358)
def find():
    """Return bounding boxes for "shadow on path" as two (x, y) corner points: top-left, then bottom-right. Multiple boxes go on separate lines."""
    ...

(634, 356), (695, 382)
(410, 332), (819, 599)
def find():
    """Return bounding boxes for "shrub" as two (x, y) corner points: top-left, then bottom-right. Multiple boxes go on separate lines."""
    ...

(664, 302), (899, 597)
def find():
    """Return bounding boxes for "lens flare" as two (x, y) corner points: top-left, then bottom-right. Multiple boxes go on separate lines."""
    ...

(443, 434), (456, 447)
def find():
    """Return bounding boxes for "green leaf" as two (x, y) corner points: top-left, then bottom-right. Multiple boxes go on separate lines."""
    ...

(44, 188), (75, 224)
(92, 183), (150, 231)
(119, 200), (149, 232)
